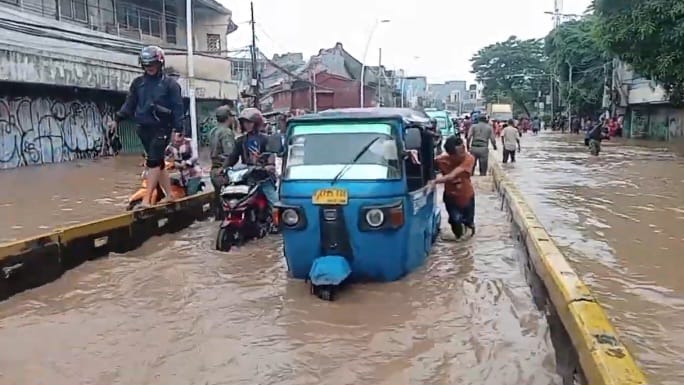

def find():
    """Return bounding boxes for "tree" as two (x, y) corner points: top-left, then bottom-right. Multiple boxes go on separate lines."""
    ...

(470, 36), (548, 117)
(593, 0), (684, 103)
(545, 17), (607, 117)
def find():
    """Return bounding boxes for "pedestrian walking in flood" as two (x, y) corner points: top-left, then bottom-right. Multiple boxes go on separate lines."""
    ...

(430, 135), (476, 239)
(109, 45), (184, 208)
(466, 115), (497, 176)
(209, 105), (237, 220)
(501, 119), (521, 163)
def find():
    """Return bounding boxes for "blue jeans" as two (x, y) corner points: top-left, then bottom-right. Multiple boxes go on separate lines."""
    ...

(443, 194), (475, 227)
(260, 179), (278, 206)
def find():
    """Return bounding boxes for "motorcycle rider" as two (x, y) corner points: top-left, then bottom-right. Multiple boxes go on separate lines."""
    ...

(109, 45), (184, 207)
(165, 131), (202, 195)
(225, 108), (278, 219)
(209, 105), (237, 219)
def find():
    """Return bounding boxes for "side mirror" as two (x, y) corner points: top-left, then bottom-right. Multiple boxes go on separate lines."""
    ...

(405, 127), (422, 150)
(266, 134), (283, 153)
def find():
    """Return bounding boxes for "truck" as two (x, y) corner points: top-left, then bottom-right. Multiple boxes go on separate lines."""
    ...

(486, 103), (513, 122)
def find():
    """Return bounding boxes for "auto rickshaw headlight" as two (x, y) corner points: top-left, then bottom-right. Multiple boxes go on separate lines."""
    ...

(365, 208), (385, 228)
(282, 208), (300, 226)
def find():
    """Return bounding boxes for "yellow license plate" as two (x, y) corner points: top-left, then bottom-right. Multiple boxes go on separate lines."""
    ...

(312, 188), (348, 205)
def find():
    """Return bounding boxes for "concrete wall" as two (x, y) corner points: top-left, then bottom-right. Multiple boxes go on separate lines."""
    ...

(627, 105), (684, 140)
(0, 84), (121, 169)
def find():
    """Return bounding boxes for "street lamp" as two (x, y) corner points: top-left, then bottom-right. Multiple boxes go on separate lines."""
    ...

(359, 19), (391, 107)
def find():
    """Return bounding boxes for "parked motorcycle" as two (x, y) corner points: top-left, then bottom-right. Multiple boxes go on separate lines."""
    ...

(126, 160), (205, 210)
(215, 154), (277, 251)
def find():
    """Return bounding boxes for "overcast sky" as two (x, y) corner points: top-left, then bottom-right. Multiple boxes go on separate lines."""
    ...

(223, 0), (592, 84)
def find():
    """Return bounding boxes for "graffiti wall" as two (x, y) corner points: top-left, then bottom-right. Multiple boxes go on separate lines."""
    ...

(197, 100), (222, 147)
(628, 106), (684, 141)
(0, 90), (118, 169)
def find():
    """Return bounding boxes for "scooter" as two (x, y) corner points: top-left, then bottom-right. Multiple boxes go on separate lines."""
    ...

(126, 160), (205, 210)
(215, 154), (277, 251)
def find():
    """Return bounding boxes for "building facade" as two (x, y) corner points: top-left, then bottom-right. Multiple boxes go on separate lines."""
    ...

(0, 0), (239, 169)
(260, 43), (380, 113)
(610, 60), (684, 141)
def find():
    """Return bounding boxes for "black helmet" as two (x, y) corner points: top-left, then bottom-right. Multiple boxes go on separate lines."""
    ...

(139, 45), (165, 68)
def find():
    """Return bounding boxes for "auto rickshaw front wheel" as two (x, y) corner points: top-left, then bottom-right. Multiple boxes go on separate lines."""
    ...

(311, 284), (336, 301)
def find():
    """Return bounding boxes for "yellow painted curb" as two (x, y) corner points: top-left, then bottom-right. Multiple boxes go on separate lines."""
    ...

(0, 191), (214, 300)
(490, 158), (647, 385)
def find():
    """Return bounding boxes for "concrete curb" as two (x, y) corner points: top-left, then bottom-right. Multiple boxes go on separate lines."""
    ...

(489, 158), (647, 385)
(0, 192), (214, 302)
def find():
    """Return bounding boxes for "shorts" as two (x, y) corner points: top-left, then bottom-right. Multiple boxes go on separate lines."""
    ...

(443, 194), (475, 227)
(137, 126), (171, 164)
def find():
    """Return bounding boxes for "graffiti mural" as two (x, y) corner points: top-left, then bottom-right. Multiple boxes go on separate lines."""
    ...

(197, 100), (221, 147)
(0, 96), (115, 169)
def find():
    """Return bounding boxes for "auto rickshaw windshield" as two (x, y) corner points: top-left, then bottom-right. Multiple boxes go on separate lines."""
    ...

(284, 122), (402, 181)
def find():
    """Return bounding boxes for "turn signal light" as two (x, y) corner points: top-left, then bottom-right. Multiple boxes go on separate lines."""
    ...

(388, 205), (404, 228)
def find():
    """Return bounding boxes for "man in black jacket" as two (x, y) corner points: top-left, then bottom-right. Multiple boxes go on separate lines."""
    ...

(109, 46), (184, 207)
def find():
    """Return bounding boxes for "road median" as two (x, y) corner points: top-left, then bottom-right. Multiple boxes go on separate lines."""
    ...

(0, 192), (213, 301)
(490, 156), (647, 385)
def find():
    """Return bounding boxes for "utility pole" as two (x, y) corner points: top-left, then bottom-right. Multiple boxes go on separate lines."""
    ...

(185, 0), (198, 151)
(249, 1), (260, 108)
(567, 61), (573, 127)
(377, 48), (382, 106)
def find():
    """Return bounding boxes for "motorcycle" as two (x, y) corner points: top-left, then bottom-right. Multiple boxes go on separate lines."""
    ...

(215, 154), (277, 251)
(126, 159), (205, 210)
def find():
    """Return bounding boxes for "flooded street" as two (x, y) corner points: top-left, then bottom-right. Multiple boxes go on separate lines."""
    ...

(0, 179), (560, 385)
(498, 132), (684, 384)
(0, 155), (143, 242)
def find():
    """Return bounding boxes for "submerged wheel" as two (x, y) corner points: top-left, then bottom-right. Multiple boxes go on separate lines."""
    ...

(319, 287), (335, 301)
(216, 227), (241, 251)
(312, 285), (336, 301)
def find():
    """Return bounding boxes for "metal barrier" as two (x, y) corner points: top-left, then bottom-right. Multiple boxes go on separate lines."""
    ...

(0, 192), (213, 301)
(490, 158), (647, 385)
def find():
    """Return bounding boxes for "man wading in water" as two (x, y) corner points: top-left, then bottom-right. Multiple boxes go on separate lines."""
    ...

(430, 135), (476, 239)
(466, 115), (497, 176)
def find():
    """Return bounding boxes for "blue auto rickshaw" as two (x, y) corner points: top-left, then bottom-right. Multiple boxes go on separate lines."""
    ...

(275, 108), (441, 301)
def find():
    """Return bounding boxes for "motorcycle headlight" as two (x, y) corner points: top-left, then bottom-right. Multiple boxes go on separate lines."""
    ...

(365, 208), (385, 228)
(281, 208), (300, 226)
(228, 199), (239, 208)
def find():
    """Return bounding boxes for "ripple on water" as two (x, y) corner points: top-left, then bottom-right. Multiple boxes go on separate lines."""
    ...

(0, 180), (560, 385)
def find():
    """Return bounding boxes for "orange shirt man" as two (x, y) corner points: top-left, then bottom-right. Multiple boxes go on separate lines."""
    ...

(430, 135), (476, 239)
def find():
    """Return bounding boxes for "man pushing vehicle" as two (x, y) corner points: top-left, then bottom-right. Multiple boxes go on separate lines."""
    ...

(429, 135), (476, 239)
(109, 45), (185, 208)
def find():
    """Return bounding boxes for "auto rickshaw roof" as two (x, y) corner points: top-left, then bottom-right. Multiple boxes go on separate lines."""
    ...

(288, 108), (431, 126)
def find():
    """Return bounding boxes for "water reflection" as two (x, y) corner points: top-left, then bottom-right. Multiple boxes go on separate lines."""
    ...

(499, 133), (684, 384)
(0, 180), (559, 385)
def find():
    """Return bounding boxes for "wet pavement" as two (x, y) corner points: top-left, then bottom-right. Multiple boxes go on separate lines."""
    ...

(0, 179), (561, 385)
(495, 132), (684, 385)
(1, 133), (682, 384)
(0, 154), (213, 243)
(0, 155), (144, 242)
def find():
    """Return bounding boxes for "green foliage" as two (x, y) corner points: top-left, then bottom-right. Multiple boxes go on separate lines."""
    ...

(545, 17), (607, 116)
(593, 0), (684, 103)
(470, 36), (549, 117)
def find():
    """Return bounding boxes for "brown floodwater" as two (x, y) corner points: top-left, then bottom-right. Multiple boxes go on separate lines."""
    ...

(0, 154), (211, 243)
(497, 132), (684, 385)
(0, 179), (561, 385)
(0, 155), (144, 243)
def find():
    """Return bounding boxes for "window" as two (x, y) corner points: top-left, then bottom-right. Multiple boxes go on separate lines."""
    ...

(231, 60), (251, 79)
(116, 2), (163, 38)
(283, 123), (401, 181)
(60, 0), (88, 22)
(207, 34), (221, 53)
